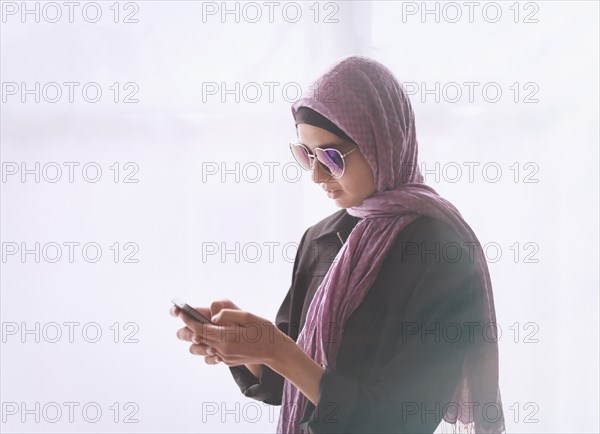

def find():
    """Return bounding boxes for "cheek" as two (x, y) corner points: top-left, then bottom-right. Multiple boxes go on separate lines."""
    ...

(341, 159), (374, 192)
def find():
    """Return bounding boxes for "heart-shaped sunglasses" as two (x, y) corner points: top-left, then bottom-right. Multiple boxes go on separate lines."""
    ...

(289, 143), (357, 179)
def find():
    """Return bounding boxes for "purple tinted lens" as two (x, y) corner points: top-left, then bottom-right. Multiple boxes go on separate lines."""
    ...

(316, 148), (344, 178)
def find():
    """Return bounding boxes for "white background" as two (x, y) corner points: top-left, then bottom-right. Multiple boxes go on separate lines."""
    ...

(1, 1), (598, 433)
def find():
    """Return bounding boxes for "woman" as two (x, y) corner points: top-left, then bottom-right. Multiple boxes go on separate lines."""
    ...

(171, 55), (505, 434)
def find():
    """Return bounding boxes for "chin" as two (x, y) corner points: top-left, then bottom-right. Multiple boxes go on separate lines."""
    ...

(335, 198), (353, 208)
(333, 198), (345, 208)
(337, 195), (364, 209)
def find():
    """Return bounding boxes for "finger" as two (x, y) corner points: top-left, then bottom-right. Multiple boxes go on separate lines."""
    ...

(176, 326), (193, 342)
(188, 344), (223, 365)
(178, 329), (212, 348)
(210, 299), (240, 316)
(209, 300), (225, 317)
(170, 306), (181, 317)
(189, 344), (216, 357)
(177, 327), (208, 343)
(207, 347), (224, 364)
(178, 314), (220, 342)
(205, 355), (221, 365)
(212, 309), (272, 328)
(192, 334), (210, 345)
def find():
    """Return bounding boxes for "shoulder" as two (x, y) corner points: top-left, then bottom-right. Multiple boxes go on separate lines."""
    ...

(379, 217), (479, 310)
(387, 215), (475, 269)
(404, 215), (464, 245)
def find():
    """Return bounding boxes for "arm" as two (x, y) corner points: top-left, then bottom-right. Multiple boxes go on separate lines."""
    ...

(228, 228), (310, 405)
(266, 342), (326, 406)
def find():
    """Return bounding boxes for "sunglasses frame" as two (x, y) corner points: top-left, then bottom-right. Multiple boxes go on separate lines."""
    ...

(289, 142), (357, 179)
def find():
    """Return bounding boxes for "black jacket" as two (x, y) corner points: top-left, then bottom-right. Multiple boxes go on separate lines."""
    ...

(228, 208), (478, 433)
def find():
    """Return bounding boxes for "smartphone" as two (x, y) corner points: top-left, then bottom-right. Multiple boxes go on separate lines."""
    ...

(172, 297), (213, 324)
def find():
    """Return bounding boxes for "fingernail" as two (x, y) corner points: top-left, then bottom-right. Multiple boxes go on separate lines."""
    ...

(207, 347), (214, 355)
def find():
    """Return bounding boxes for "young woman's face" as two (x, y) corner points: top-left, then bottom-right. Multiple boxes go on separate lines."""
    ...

(296, 123), (376, 208)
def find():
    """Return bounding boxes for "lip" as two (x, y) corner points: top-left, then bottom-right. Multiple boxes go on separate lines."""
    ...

(326, 190), (342, 199)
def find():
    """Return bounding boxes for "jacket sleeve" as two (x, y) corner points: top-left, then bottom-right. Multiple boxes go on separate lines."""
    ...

(299, 218), (479, 433)
(227, 227), (309, 406)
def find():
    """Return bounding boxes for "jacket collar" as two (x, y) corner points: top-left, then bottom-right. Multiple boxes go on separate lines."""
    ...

(313, 209), (361, 243)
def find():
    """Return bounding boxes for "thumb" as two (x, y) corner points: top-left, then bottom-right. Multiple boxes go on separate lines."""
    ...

(211, 309), (252, 326)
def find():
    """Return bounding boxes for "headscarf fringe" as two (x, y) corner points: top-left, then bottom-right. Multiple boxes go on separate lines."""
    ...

(439, 418), (476, 434)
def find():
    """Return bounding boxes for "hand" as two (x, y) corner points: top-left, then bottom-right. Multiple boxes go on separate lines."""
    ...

(170, 299), (241, 365)
(175, 307), (295, 368)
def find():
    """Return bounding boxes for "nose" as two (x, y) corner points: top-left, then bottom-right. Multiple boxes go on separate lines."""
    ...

(310, 160), (332, 183)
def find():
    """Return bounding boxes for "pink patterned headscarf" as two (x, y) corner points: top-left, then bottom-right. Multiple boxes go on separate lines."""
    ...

(278, 56), (505, 433)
